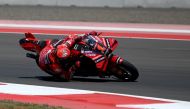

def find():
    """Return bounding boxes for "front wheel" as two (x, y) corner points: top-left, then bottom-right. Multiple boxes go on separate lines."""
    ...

(114, 60), (139, 81)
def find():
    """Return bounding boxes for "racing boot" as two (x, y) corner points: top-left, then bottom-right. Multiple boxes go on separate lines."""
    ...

(19, 32), (46, 53)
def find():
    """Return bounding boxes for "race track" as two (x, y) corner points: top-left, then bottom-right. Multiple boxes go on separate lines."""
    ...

(0, 33), (190, 101)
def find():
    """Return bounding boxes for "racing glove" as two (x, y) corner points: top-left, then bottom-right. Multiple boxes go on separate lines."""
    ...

(83, 33), (113, 58)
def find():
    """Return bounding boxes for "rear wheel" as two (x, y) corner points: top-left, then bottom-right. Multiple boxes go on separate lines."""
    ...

(113, 60), (139, 81)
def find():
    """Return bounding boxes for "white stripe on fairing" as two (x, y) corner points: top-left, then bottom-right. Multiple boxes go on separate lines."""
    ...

(0, 23), (190, 34)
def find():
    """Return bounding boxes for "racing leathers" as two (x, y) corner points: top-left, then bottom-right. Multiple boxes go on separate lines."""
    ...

(37, 34), (83, 81)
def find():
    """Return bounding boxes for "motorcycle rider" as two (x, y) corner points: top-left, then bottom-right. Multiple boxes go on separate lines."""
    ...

(19, 31), (123, 81)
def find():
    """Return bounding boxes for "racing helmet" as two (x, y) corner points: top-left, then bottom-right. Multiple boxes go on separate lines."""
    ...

(56, 45), (71, 59)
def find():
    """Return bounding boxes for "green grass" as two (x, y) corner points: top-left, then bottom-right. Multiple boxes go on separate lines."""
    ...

(0, 100), (68, 109)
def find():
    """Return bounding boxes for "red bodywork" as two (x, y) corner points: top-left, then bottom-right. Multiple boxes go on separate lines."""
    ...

(76, 37), (119, 73)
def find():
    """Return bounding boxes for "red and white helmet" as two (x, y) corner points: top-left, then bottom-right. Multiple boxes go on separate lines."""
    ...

(56, 45), (71, 59)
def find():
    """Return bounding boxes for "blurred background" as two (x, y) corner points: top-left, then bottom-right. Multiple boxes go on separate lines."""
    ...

(0, 0), (189, 24)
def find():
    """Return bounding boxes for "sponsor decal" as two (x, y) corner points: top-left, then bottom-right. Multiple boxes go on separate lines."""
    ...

(95, 56), (105, 63)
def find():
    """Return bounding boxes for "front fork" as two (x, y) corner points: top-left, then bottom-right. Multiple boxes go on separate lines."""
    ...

(109, 55), (124, 65)
(107, 55), (124, 75)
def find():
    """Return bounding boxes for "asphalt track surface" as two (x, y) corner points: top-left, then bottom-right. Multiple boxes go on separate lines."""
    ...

(0, 33), (190, 101)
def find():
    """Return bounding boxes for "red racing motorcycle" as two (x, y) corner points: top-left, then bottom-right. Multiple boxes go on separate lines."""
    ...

(19, 33), (139, 81)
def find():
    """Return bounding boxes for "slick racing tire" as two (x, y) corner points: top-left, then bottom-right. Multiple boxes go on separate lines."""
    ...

(114, 60), (139, 81)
